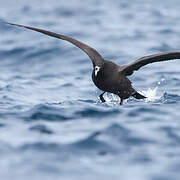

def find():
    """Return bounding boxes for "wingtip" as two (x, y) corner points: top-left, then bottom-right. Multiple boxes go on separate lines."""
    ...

(2, 21), (15, 26)
(4, 22), (12, 25)
(0, 20), (17, 28)
(1, 20), (11, 25)
(0, 20), (9, 25)
(3, 21), (25, 28)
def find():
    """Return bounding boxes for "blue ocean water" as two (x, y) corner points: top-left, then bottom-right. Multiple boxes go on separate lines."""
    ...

(1, 0), (180, 179)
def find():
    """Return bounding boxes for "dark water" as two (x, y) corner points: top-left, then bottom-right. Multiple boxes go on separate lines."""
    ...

(0, 0), (180, 179)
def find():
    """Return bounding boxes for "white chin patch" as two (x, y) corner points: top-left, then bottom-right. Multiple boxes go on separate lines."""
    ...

(95, 66), (100, 76)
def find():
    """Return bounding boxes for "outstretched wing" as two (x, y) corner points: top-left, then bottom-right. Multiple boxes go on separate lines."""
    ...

(5, 22), (104, 66)
(120, 51), (180, 76)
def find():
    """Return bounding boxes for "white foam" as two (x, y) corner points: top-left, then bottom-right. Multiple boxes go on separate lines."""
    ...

(99, 93), (128, 106)
(98, 92), (119, 106)
(140, 87), (160, 102)
(98, 87), (161, 105)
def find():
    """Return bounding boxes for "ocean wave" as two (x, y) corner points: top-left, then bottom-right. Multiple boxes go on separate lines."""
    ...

(22, 104), (73, 121)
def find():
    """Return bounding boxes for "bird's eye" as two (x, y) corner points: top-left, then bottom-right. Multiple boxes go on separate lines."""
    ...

(95, 66), (100, 71)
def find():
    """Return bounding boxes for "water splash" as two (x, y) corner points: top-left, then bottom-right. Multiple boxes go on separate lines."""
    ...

(97, 93), (119, 106)
(140, 87), (160, 102)
(98, 87), (161, 105)
(99, 93), (128, 106)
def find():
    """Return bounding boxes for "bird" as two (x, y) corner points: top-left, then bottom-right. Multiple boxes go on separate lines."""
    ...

(4, 22), (180, 105)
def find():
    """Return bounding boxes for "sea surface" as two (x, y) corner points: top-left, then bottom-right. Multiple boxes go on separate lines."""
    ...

(0, 0), (180, 179)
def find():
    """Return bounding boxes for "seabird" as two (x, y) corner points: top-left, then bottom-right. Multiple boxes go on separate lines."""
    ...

(4, 22), (180, 105)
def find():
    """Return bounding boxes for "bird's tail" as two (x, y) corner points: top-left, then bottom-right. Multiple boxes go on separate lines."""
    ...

(132, 91), (146, 99)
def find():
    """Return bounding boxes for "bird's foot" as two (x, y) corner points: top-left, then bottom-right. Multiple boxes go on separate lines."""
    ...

(99, 92), (106, 102)
(120, 98), (123, 105)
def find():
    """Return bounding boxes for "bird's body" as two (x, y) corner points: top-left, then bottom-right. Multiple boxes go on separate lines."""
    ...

(4, 22), (180, 105)
(92, 60), (134, 98)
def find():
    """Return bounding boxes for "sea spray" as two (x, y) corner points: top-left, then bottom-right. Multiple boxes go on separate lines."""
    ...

(140, 87), (160, 102)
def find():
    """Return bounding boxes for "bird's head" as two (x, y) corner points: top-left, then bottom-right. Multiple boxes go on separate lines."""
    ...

(93, 57), (104, 76)
(94, 65), (101, 76)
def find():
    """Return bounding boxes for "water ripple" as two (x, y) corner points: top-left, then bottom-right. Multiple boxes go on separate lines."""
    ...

(22, 104), (73, 121)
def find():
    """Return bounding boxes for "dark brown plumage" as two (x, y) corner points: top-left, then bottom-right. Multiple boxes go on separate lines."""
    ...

(5, 22), (180, 105)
